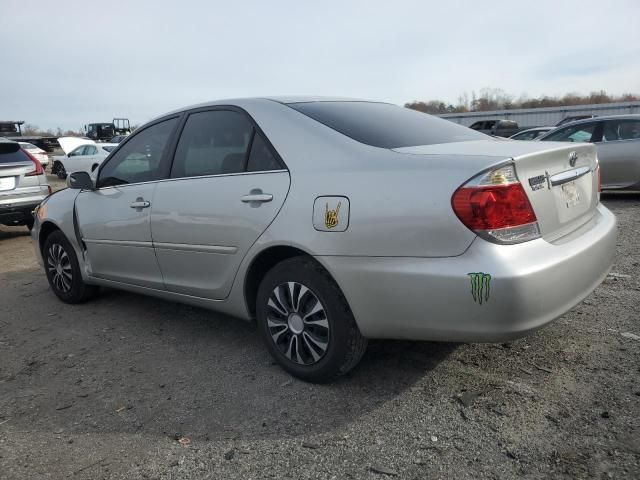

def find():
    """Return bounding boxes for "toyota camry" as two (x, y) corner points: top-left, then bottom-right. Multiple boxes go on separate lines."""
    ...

(32, 97), (617, 382)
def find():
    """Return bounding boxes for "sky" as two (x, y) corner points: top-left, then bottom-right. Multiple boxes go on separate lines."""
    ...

(1, 0), (639, 131)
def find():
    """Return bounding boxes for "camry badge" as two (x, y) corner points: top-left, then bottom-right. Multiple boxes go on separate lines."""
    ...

(528, 174), (546, 191)
(569, 151), (578, 167)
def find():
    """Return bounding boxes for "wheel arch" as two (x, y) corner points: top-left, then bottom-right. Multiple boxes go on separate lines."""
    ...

(38, 220), (62, 253)
(244, 245), (320, 317)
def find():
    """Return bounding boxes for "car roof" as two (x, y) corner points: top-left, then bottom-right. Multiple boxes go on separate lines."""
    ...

(557, 114), (640, 128)
(154, 96), (384, 120)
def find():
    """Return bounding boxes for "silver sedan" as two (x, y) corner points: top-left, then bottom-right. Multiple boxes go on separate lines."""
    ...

(538, 115), (640, 190)
(32, 98), (617, 382)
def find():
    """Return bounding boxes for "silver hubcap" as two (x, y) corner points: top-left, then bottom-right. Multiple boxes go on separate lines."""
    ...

(267, 282), (330, 365)
(47, 243), (72, 293)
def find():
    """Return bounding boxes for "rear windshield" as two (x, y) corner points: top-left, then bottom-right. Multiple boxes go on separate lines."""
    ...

(0, 143), (30, 164)
(102, 146), (116, 153)
(288, 101), (486, 148)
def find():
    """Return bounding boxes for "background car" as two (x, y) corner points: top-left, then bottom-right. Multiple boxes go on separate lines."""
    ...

(33, 98), (616, 382)
(469, 119), (521, 137)
(52, 137), (118, 179)
(538, 115), (640, 190)
(18, 141), (49, 168)
(109, 135), (129, 143)
(0, 139), (50, 230)
(509, 127), (554, 140)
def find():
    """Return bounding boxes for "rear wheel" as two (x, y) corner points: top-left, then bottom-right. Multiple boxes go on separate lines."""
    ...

(256, 257), (367, 382)
(43, 230), (98, 303)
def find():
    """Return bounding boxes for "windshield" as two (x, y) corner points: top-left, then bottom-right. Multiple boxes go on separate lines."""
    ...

(288, 101), (487, 148)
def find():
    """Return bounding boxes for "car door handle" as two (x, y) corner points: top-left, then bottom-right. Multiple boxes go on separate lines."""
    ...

(130, 200), (151, 209)
(241, 193), (273, 203)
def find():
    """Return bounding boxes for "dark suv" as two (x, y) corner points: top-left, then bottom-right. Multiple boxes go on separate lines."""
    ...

(469, 119), (520, 137)
(0, 139), (50, 229)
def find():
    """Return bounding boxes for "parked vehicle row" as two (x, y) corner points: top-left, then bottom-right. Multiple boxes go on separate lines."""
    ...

(32, 98), (616, 382)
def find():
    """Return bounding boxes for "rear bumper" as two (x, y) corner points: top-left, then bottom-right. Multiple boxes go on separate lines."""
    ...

(319, 204), (617, 342)
(0, 195), (45, 224)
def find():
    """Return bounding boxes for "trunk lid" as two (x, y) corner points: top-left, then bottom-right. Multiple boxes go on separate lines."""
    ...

(394, 140), (599, 242)
(58, 136), (94, 155)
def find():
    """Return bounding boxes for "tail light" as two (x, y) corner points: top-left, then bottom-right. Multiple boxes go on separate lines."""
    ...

(23, 149), (45, 176)
(451, 164), (540, 244)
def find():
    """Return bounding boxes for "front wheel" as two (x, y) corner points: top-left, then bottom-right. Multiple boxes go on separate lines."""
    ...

(42, 230), (98, 303)
(53, 162), (67, 179)
(256, 257), (367, 383)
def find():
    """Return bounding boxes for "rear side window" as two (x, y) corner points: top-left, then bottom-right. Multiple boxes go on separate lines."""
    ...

(247, 133), (282, 172)
(171, 110), (253, 178)
(288, 101), (486, 148)
(602, 120), (640, 141)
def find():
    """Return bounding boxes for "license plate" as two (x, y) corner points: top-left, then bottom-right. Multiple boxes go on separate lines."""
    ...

(561, 181), (580, 208)
(0, 177), (16, 191)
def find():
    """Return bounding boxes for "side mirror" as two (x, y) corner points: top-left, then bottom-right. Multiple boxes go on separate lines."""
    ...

(67, 171), (95, 190)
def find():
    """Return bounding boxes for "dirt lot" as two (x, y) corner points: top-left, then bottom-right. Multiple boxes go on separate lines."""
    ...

(0, 177), (639, 479)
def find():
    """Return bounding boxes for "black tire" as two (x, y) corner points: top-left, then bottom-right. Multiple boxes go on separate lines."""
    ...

(256, 256), (368, 383)
(54, 162), (67, 179)
(24, 217), (34, 231)
(42, 230), (98, 303)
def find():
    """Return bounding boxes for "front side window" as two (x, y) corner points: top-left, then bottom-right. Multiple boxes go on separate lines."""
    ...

(602, 120), (640, 142)
(542, 123), (597, 143)
(70, 146), (87, 157)
(98, 118), (178, 188)
(289, 101), (486, 149)
(171, 110), (253, 178)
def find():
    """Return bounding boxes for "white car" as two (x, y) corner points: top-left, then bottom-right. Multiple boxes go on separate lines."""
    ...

(52, 137), (118, 179)
(18, 142), (49, 168)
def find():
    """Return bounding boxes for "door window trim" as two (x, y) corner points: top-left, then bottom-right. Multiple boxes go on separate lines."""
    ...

(95, 114), (183, 189)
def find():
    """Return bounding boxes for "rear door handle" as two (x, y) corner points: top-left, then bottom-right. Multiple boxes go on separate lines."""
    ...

(241, 193), (273, 203)
(130, 200), (151, 209)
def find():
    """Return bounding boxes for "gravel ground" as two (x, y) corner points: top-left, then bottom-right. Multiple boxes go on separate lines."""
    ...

(0, 178), (638, 479)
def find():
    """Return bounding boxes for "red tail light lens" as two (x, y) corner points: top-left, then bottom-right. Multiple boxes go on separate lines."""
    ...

(452, 184), (537, 230)
(23, 149), (45, 176)
(452, 164), (540, 244)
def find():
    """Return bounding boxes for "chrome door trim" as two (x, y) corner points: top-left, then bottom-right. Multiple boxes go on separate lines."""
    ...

(83, 239), (153, 248)
(94, 169), (289, 192)
(153, 242), (238, 254)
(549, 166), (592, 187)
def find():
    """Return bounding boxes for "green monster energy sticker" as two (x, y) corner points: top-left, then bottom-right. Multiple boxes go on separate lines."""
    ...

(467, 272), (492, 305)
